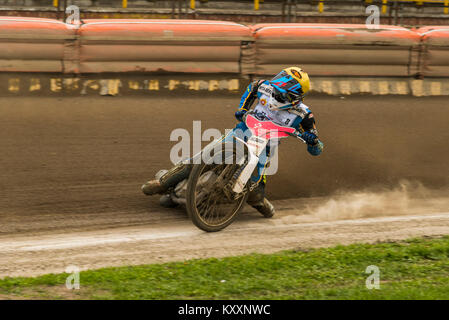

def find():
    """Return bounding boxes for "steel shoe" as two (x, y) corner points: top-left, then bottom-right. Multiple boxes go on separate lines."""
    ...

(141, 179), (167, 195)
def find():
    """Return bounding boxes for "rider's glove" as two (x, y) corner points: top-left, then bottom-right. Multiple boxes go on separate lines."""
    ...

(307, 140), (324, 156)
(235, 109), (247, 122)
(302, 131), (319, 145)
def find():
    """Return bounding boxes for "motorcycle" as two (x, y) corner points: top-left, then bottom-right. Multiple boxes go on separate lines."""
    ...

(155, 111), (307, 232)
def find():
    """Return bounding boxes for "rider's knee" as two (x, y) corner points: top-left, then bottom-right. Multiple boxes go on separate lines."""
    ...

(159, 163), (192, 189)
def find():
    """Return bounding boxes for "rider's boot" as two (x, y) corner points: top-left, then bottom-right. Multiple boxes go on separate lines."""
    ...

(141, 162), (192, 196)
(250, 198), (275, 218)
(247, 182), (275, 218)
(141, 179), (166, 195)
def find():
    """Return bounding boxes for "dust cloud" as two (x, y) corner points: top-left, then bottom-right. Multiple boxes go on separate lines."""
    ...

(273, 181), (449, 225)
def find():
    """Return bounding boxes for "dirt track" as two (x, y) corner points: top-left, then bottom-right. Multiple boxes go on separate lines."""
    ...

(0, 95), (448, 277)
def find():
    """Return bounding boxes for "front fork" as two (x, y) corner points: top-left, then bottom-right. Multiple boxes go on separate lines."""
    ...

(231, 136), (267, 194)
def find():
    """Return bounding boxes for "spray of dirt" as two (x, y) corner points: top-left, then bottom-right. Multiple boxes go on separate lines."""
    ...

(271, 181), (449, 226)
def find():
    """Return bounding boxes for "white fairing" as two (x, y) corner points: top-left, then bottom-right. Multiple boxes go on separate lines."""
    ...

(231, 136), (268, 194)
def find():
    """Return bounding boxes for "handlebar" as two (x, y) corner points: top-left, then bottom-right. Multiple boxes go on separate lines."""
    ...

(287, 131), (319, 145)
(284, 130), (307, 144)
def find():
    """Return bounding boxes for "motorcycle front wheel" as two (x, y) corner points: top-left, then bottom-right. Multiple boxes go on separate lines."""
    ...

(186, 148), (249, 232)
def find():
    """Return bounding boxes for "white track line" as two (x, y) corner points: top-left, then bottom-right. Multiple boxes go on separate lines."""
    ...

(2, 213), (448, 253)
(237, 212), (449, 232)
(1, 229), (202, 252)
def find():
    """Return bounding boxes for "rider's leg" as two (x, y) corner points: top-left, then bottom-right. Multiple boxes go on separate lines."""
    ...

(247, 145), (276, 218)
(142, 162), (193, 195)
(247, 176), (275, 218)
(142, 123), (247, 196)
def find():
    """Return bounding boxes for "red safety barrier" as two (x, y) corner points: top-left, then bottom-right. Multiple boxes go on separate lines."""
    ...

(251, 23), (421, 77)
(252, 23), (419, 41)
(0, 16), (74, 33)
(80, 19), (251, 39)
(418, 26), (449, 37)
(417, 26), (449, 77)
(0, 18), (447, 79)
(0, 17), (76, 73)
(77, 19), (252, 74)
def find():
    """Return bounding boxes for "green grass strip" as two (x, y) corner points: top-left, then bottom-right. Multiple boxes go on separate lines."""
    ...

(1, 236), (448, 300)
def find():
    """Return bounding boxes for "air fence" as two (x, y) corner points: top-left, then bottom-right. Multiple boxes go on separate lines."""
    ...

(1, 17), (448, 96)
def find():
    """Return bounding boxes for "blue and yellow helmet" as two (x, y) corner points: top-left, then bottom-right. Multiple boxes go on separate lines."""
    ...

(269, 67), (310, 108)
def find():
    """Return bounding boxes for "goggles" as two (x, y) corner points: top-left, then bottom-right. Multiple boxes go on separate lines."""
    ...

(273, 89), (302, 104)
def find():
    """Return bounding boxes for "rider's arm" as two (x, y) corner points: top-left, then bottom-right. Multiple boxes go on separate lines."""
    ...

(235, 80), (263, 121)
(299, 112), (324, 156)
(239, 80), (262, 111)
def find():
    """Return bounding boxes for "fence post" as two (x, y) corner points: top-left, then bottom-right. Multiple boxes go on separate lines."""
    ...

(382, 0), (388, 14)
(293, 0), (297, 21)
(63, 0), (67, 21)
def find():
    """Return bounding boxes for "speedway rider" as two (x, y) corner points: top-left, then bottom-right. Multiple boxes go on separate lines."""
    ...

(142, 67), (324, 218)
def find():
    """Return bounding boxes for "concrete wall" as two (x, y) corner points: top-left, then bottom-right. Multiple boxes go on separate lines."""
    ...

(3, 73), (449, 97)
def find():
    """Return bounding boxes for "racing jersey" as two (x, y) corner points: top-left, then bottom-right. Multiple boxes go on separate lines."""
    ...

(239, 80), (317, 135)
